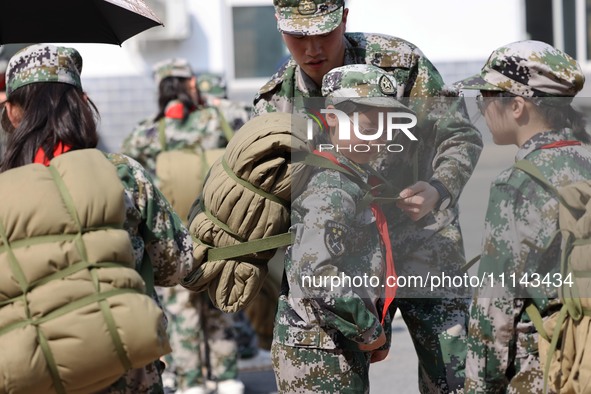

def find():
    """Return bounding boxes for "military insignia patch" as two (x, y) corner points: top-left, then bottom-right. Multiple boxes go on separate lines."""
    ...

(298, 0), (317, 15)
(324, 220), (348, 257)
(199, 80), (211, 92)
(379, 75), (396, 96)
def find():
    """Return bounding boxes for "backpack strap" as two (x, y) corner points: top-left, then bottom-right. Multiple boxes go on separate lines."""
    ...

(139, 253), (155, 297)
(514, 160), (582, 218)
(212, 106), (235, 142)
(202, 232), (294, 262)
(461, 254), (481, 273)
(158, 118), (167, 151)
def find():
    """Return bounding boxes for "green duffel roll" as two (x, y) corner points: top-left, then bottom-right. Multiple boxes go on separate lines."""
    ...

(0, 149), (170, 394)
(185, 113), (312, 312)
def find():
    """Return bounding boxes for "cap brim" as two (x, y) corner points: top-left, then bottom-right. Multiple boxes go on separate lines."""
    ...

(331, 96), (415, 114)
(454, 74), (503, 91)
(277, 7), (343, 35)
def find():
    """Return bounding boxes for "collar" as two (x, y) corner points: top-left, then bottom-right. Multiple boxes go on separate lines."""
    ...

(294, 67), (322, 97)
(515, 129), (576, 161)
(34, 142), (72, 165)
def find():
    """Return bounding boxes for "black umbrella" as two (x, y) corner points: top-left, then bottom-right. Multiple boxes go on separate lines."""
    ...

(0, 0), (163, 45)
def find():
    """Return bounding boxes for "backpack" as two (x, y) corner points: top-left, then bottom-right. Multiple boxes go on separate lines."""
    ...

(154, 117), (227, 223)
(515, 159), (591, 394)
(0, 149), (170, 394)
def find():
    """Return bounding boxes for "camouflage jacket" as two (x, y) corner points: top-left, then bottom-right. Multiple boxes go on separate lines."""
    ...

(121, 100), (227, 177)
(465, 130), (591, 393)
(203, 95), (252, 133)
(253, 32), (483, 279)
(274, 153), (389, 351)
(102, 153), (195, 394)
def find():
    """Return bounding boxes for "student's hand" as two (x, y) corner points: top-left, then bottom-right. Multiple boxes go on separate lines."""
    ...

(358, 331), (386, 352)
(395, 181), (439, 221)
(370, 348), (389, 363)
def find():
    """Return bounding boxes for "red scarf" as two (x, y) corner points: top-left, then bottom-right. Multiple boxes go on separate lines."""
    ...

(538, 140), (581, 150)
(312, 150), (397, 325)
(34, 142), (72, 165)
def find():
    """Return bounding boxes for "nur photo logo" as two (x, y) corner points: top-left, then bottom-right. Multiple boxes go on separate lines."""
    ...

(306, 108), (418, 153)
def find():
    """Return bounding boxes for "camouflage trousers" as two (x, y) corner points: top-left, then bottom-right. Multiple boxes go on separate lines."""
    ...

(271, 342), (371, 394)
(391, 297), (469, 394)
(465, 322), (546, 394)
(160, 286), (239, 391)
(506, 326), (545, 394)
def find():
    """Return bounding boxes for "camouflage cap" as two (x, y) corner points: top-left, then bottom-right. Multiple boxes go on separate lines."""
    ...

(197, 72), (226, 97)
(5, 44), (83, 98)
(322, 64), (413, 112)
(153, 58), (193, 86)
(455, 40), (584, 97)
(274, 0), (344, 36)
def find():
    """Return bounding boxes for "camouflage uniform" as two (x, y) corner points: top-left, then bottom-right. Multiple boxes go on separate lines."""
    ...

(255, 3), (483, 392)
(121, 59), (241, 394)
(121, 101), (226, 182)
(455, 40), (590, 393)
(274, 144), (388, 394)
(3, 44), (197, 394)
(197, 72), (252, 133)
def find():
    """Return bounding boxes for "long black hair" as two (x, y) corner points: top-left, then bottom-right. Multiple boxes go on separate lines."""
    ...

(0, 83), (99, 172)
(155, 76), (203, 124)
(536, 103), (590, 143)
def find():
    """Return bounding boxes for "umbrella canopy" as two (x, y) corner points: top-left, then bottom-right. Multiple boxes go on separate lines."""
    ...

(0, 0), (163, 45)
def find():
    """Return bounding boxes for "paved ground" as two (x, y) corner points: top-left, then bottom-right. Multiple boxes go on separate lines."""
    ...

(237, 112), (519, 394)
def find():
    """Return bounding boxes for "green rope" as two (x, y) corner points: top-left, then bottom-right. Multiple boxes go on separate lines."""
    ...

(221, 158), (289, 209)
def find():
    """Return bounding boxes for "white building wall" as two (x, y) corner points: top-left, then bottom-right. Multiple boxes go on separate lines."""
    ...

(345, 0), (525, 63)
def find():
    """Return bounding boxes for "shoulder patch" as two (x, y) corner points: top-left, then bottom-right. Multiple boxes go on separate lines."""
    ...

(324, 220), (349, 258)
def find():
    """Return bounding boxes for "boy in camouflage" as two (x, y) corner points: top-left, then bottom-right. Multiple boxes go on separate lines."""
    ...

(121, 59), (244, 394)
(255, 1), (483, 392)
(273, 64), (410, 393)
(1, 44), (197, 394)
(456, 40), (591, 393)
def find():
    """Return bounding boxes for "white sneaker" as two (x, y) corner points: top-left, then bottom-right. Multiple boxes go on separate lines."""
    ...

(215, 379), (245, 394)
(179, 386), (208, 394)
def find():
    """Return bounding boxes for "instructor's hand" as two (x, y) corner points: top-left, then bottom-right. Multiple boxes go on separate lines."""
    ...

(370, 348), (389, 363)
(396, 181), (439, 221)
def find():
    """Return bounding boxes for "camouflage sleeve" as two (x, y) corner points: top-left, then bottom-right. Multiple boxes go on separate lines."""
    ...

(251, 59), (295, 118)
(410, 53), (483, 203)
(108, 153), (195, 288)
(200, 106), (229, 148)
(120, 121), (158, 174)
(292, 177), (383, 345)
(251, 92), (280, 117)
(465, 181), (544, 393)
